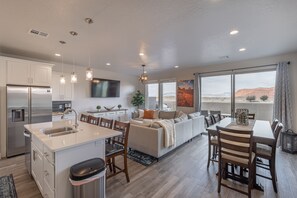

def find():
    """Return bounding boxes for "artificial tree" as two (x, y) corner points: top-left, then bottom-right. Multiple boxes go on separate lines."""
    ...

(131, 90), (145, 109)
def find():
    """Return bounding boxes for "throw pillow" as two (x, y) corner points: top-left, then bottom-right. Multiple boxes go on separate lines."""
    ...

(188, 112), (201, 119)
(153, 110), (159, 119)
(174, 112), (188, 123)
(143, 110), (154, 119)
(159, 111), (176, 119)
(138, 109), (144, 118)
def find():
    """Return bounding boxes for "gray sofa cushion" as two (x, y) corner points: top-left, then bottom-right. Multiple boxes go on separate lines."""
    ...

(159, 111), (176, 119)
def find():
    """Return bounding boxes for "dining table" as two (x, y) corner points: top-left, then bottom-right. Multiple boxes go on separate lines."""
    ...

(206, 117), (275, 191)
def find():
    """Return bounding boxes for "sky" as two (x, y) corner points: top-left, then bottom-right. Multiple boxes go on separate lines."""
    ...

(201, 71), (276, 97)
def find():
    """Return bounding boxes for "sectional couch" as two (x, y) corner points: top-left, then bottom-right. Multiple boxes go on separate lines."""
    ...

(128, 110), (204, 158)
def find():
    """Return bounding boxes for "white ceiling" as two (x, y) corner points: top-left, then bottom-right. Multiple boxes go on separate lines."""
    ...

(1, 0), (297, 75)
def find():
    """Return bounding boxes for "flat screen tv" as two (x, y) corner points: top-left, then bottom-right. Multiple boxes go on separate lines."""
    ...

(91, 78), (120, 98)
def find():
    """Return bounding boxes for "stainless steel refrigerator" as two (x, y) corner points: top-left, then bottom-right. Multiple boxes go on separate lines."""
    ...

(7, 85), (52, 157)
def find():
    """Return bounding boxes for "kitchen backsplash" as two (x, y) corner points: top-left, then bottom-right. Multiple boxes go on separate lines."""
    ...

(52, 101), (72, 112)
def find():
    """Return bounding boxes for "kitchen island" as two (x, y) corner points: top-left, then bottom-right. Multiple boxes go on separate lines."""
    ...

(24, 120), (121, 198)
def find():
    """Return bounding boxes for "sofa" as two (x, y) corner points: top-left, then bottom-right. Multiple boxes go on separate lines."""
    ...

(128, 110), (204, 158)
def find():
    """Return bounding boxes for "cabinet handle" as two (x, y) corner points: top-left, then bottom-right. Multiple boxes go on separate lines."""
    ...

(44, 152), (49, 157)
(33, 150), (36, 161)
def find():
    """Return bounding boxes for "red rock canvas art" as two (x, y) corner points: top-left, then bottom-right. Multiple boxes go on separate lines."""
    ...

(177, 80), (194, 107)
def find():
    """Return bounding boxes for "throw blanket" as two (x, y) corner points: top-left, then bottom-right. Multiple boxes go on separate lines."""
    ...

(153, 119), (176, 148)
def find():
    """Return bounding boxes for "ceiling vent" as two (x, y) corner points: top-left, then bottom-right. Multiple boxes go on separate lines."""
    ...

(28, 29), (49, 38)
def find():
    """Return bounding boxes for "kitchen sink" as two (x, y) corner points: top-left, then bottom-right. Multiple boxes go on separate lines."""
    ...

(42, 127), (78, 137)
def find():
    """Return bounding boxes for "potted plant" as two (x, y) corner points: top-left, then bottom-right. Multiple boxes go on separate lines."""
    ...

(118, 104), (122, 109)
(131, 90), (144, 109)
(96, 105), (101, 111)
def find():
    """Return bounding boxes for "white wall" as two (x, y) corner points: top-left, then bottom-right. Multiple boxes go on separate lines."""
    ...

(53, 63), (141, 115)
(150, 52), (297, 131)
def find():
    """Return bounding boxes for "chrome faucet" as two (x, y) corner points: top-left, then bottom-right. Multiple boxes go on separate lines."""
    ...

(62, 108), (79, 129)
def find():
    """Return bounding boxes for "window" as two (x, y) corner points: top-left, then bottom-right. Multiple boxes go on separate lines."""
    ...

(145, 80), (177, 110)
(234, 71), (276, 120)
(161, 82), (176, 111)
(201, 75), (231, 115)
(200, 69), (276, 121)
(145, 83), (159, 110)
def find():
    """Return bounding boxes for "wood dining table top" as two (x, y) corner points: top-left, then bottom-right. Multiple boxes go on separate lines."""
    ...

(206, 117), (275, 146)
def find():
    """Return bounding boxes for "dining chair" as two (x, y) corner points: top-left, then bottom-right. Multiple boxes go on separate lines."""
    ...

(87, 116), (100, 125)
(248, 113), (255, 120)
(210, 111), (222, 123)
(105, 121), (130, 182)
(271, 119), (279, 132)
(200, 110), (209, 117)
(206, 115), (218, 168)
(80, 114), (89, 122)
(217, 126), (255, 198)
(255, 123), (283, 193)
(99, 118), (113, 129)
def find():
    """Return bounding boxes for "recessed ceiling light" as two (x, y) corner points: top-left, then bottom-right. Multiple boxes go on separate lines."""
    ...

(230, 30), (239, 35)
(139, 53), (144, 56)
(69, 31), (78, 36)
(55, 53), (61, 57)
(106, 63), (111, 66)
(239, 48), (246, 52)
(174, 65), (179, 68)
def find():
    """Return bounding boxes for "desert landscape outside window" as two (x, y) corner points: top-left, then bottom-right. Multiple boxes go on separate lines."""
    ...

(201, 70), (276, 121)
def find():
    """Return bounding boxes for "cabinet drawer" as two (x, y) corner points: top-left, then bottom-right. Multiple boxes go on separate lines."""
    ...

(117, 111), (125, 115)
(43, 146), (55, 164)
(93, 113), (105, 117)
(106, 112), (116, 116)
(44, 160), (55, 190)
(43, 179), (55, 198)
(32, 135), (43, 153)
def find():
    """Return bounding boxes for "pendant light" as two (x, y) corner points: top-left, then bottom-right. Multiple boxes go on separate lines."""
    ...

(85, 18), (94, 81)
(59, 41), (66, 84)
(70, 31), (78, 83)
(139, 64), (148, 84)
(71, 59), (78, 83)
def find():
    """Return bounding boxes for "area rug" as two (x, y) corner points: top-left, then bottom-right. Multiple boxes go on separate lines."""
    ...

(0, 174), (18, 198)
(128, 150), (158, 166)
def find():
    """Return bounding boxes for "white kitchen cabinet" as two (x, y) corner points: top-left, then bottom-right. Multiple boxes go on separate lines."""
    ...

(31, 63), (52, 86)
(31, 143), (44, 194)
(5, 57), (53, 86)
(31, 133), (105, 198)
(52, 72), (73, 101)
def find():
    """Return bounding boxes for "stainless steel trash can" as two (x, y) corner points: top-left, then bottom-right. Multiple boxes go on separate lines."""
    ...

(69, 158), (106, 198)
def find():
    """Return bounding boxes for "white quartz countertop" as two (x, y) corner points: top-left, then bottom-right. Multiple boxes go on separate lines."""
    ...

(24, 120), (121, 152)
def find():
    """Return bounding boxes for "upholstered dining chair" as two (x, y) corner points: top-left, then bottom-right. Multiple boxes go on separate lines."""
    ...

(217, 126), (255, 198)
(248, 113), (255, 120)
(87, 116), (100, 125)
(210, 111), (222, 123)
(271, 119), (279, 132)
(206, 115), (218, 168)
(80, 114), (89, 122)
(105, 121), (130, 182)
(255, 123), (283, 193)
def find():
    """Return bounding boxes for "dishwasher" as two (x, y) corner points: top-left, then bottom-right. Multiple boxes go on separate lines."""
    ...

(24, 130), (32, 175)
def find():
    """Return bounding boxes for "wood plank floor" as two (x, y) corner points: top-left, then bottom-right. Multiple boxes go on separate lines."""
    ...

(1, 135), (296, 198)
